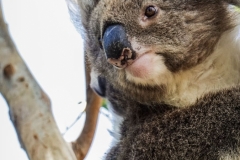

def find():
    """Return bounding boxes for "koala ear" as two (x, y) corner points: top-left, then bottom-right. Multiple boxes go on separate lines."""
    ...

(66, 0), (99, 36)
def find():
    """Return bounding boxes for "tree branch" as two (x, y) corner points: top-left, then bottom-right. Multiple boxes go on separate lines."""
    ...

(71, 56), (102, 160)
(0, 2), (76, 160)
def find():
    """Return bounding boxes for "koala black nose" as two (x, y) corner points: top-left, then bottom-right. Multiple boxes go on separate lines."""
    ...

(103, 24), (135, 68)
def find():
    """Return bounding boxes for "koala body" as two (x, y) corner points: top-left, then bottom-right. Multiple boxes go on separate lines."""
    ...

(68, 0), (240, 159)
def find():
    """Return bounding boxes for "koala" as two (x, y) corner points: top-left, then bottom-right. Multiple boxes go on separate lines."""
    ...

(67, 0), (240, 159)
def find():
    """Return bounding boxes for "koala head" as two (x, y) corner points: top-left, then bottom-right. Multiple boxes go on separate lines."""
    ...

(68, 0), (240, 107)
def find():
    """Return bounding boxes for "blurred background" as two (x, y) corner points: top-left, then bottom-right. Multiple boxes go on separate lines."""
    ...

(0, 0), (112, 159)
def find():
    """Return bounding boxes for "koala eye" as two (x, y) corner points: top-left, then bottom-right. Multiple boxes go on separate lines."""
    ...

(145, 6), (157, 18)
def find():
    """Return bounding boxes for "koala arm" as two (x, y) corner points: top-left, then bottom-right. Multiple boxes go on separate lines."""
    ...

(105, 87), (240, 160)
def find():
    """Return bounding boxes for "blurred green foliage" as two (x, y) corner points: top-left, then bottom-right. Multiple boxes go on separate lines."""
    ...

(235, 6), (240, 12)
(102, 98), (108, 110)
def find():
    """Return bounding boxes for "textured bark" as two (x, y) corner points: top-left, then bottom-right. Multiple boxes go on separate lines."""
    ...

(0, 2), (77, 160)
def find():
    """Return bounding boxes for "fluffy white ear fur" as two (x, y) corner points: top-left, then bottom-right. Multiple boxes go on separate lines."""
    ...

(66, 0), (99, 38)
(66, 0), (84, 35)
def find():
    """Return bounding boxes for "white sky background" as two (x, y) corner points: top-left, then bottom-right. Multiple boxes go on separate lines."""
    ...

(0, 0), (113, 159)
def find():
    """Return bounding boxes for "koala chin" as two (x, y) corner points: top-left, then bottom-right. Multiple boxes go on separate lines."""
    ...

(67, 0), (240, 159)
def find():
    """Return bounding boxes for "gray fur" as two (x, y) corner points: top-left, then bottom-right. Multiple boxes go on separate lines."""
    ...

(67, 0), (240, 159)
(106, 86), (240, 159)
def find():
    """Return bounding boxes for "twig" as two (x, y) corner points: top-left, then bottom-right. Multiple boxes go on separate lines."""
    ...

(62, 111), (84, 136)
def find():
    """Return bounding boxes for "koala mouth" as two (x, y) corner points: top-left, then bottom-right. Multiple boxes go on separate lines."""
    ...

(107, 48), (136, 69)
